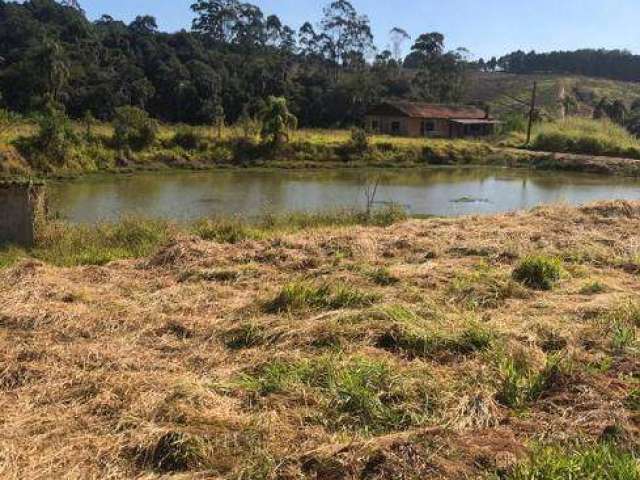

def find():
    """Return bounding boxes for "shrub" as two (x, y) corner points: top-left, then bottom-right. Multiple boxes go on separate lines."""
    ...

(28, 107), (79, 166)
(349, 127), (369, 154)
(113, 106), (158, 151)
(513, 255), (562, 290)
(500, 113), (527, 134)
(172, 127), (204, 150)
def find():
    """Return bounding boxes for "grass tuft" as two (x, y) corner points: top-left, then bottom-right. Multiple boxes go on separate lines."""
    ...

(513, 255), (562, 290)
(138, 431), (212, 473)
(495, 352), (567, 409)
(507, 443), (640, 480)
(580, 280), (608, 295)
(450, 264), (529, 309)
(222, 322), (270, 350)
(265, 281), (379, 313)
(235, 355), (433, 434)
(369, 267), (400, 286)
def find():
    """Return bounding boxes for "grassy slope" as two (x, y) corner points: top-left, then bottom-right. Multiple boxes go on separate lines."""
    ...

(1, 201), (639, 478)
(466, 72), (640, 118)
(0, 119), (501, 178)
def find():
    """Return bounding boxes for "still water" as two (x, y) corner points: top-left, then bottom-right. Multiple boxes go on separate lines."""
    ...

(48, 167), (640, 223)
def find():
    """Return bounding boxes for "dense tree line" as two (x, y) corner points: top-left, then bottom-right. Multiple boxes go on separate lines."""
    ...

(478, 49), (640, 83)
(0, 0), (468, 127)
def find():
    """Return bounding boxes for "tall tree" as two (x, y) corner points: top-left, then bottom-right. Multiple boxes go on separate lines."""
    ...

(191, 0), (240, 43)
(320, 0), (374, 68)
(260, 96), (297, 146)
(389, 27), (410, 63)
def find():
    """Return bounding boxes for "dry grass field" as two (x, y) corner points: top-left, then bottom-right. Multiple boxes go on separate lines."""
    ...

(1, 201), (639, 479)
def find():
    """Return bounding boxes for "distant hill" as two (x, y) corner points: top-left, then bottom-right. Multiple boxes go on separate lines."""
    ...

(464, 72), (640, 119)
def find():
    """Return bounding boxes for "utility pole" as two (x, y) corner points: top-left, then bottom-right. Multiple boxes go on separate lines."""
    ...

(526, 81), (538, 145)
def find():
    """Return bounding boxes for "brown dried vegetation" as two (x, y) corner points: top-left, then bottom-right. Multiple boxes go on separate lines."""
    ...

(1, 201), (639, 478)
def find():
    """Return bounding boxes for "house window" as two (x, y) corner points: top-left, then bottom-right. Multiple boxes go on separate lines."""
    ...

(421, 120), (436, 135)
(391, 121), (401, 134)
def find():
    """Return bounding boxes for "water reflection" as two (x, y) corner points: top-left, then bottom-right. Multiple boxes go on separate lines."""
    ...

(48, 167), (640, 223)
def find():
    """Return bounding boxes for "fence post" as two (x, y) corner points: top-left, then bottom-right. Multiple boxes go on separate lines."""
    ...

(0, 180), (46, 248)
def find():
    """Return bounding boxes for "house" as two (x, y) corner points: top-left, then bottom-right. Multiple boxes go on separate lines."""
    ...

(366, 101), (499, 138)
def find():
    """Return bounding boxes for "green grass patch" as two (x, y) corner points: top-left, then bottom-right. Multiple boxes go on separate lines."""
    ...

(221, 322), (270, 350)
(598, 300), (640, 353)
(625, 389), (640, 412)
(513, 255), (563, 291)
(532, 117), (640, 159)
(507, 443), (640, 479)
(377, 321), (494, 359)
(191, 218), (264, 244)
(580, 280), (608, 295)
(33, 217), (171, 266)
(235, 355), (434, 434)
(368, 267), (400, 286)
(449, 264), (529, 309)
(139, 431), (213, 473)
(258, 206), (408, 230)
(265, 281), (380, 313)
(495, 352), (567, 409)
(0, 245), (26, 269)
(191, 207), (407, 244)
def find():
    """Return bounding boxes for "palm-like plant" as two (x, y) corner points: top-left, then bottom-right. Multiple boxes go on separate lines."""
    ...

(259, 96), (298, 146)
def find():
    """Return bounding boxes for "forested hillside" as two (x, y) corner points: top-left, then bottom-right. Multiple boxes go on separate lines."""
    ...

(2, 0), (640, 130)
(0, 0), (467, 127)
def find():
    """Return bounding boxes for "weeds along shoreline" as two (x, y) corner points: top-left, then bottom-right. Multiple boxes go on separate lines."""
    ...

(0, 206), (409, 268)
(3, 114), (640, 180)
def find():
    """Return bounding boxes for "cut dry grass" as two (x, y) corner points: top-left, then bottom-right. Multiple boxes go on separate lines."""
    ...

(1, 200), (640, 478)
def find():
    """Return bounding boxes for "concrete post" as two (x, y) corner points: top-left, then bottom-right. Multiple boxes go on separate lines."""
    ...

(0, 181), (46, 247)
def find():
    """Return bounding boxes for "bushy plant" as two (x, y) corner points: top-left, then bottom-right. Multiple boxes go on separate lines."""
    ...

(172, 127), (204, 150)
(31, 107), (78, 165)
(113, 106), (158, 151)
(349, 127), (369, 154)
(500, 113), (527, 134)
(513, 255), (562, 290)
(259, 96), (297, 147)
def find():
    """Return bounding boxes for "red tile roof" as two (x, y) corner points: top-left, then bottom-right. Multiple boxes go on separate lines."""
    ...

(371, 101), (489, 120)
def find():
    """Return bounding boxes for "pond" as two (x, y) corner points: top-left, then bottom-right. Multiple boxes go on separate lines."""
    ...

(48, 167), (640, 223)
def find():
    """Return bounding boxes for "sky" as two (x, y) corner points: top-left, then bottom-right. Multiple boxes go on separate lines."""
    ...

(81, 0), (640, 59)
